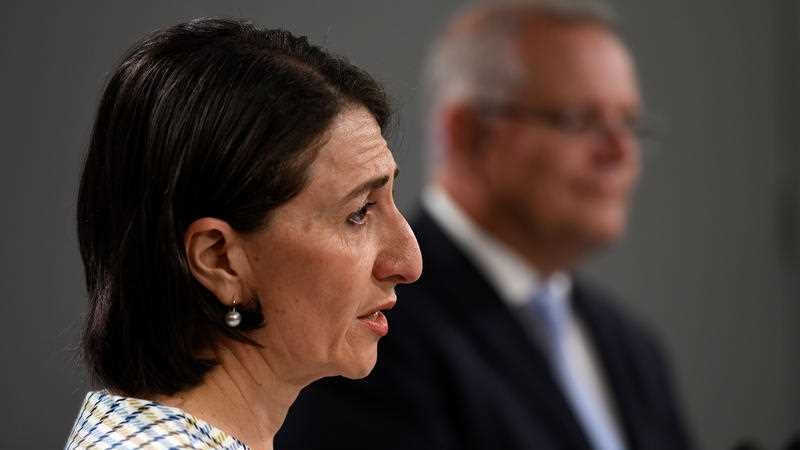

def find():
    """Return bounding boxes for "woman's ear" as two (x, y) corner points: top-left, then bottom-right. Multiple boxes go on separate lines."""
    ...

(184, 218), (250, 307)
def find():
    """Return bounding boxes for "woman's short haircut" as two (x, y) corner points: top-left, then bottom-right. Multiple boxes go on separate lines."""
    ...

(77, 17), (390, 397)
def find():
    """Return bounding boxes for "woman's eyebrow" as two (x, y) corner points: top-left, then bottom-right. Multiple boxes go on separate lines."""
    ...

(342, 167), (399, 203)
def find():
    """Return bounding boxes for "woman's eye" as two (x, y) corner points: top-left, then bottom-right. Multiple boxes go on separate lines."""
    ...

(348, 201), (376, 225)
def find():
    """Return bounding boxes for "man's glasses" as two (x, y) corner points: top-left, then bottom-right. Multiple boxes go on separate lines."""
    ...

(478, 102), (657, 142)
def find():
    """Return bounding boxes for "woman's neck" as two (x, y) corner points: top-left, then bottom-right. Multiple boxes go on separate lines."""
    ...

(154, 339), (306, 450)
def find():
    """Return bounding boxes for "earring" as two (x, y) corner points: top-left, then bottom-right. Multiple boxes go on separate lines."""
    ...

(225, 297), (242, 328)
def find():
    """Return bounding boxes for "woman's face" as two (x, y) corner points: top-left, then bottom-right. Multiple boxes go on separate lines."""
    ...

(241, 106), (422, 382)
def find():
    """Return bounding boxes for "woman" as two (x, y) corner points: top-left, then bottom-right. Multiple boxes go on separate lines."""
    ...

(65, 17), (422, 450)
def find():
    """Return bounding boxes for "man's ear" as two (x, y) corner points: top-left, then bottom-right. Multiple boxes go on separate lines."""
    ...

(441, 102), (487, 160)
(184, 217), (249, 307)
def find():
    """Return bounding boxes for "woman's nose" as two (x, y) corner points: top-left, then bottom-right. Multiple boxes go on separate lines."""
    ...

(372, 210), (422, 285)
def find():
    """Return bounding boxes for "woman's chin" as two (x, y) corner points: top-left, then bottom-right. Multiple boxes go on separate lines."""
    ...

(338, 348), (378, 380)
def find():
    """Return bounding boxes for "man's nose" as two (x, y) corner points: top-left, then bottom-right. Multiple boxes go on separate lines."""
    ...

(593, 121), (639, 167)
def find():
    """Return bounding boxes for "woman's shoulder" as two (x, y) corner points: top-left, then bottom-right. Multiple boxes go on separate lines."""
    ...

(64, 390), (250, 450)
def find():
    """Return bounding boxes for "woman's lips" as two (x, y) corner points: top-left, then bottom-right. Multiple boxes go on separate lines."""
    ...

(358, 310), (389, 336)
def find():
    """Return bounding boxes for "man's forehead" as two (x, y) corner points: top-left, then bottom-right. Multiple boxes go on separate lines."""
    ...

(515, 25), (639, 102)
(517, 22), (625, 64)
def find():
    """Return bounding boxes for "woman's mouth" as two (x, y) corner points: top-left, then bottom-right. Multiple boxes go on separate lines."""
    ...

(357, 309), (389, 336)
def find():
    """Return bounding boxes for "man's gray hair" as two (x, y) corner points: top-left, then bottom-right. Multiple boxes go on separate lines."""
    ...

(423, 0), (619, 110)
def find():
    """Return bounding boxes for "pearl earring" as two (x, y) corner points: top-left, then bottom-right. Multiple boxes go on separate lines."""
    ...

(225, 297), (242, 328)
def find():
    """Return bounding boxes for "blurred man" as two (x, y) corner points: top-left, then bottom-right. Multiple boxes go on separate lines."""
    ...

(277, 1), (694, 449)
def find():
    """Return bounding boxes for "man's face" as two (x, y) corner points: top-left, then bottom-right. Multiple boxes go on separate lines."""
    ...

(477, 23), (642, 254)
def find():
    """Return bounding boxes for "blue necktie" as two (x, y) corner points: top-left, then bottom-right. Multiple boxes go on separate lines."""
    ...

(529, 286), (626, 450)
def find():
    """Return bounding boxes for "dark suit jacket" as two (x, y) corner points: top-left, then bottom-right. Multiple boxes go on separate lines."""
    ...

(276, 210), (694, 450)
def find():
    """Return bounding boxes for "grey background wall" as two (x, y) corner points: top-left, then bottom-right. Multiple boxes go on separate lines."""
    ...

(0, 1), (797, 449)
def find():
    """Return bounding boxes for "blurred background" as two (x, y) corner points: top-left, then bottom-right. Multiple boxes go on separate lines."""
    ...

(0, 1), (797, 449)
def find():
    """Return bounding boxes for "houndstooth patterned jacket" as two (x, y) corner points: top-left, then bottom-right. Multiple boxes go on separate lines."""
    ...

(65, 390), (251, 450)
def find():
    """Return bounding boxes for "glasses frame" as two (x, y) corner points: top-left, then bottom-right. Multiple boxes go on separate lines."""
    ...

(477, 101), (656, 142)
